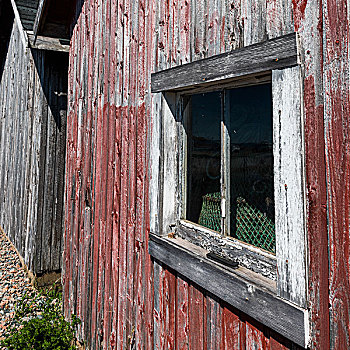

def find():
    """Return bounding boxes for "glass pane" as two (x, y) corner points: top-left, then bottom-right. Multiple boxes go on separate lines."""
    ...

(186, 91), (221, 232)
(228, 84), (275, 253)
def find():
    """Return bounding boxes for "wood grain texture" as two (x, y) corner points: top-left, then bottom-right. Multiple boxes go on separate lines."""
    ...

(149, 234), (307, 347)
(323, 0), (350, 348)
(59, 0), (350, 349)
(28, 34), (70, 52)
(272, 67), (307, 308)
(297, 0), (330, 347)
(177, 220), (277, 280)
(160, 93), (178, 235)
(0, 21), (67, 275)
(151, 33), (298, 93)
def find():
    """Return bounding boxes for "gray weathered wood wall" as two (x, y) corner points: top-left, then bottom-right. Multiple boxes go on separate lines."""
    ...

(0, 20), (68, 275)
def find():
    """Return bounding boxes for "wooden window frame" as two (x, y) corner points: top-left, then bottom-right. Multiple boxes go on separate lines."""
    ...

(149, 33), (309, 348)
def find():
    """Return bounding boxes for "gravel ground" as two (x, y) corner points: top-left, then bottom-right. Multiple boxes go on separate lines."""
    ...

(0, 230), (42, 343)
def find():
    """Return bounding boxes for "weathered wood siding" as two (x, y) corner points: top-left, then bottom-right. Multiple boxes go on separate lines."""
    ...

(322, 0), (350, 348)
(63, 0), (349, 349)
(0, 21), (68, 275)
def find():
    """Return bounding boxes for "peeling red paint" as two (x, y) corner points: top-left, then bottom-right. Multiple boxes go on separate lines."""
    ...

(292, 0), (308, 30)
(303, 75), (330, 349)
(323, 0), (350, 347)
(63, 0), (350, 348)
(326, 84), (350, 349)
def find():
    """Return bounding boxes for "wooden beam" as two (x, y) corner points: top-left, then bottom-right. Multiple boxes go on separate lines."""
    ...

(27, 33), (69, 52)
(149, 233), (309, 348)
(9, 0), (27, 48)
(33, 0), (46, 39)
(151, 33), (298, 93)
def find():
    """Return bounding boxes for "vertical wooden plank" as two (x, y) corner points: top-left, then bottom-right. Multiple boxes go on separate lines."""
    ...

(144, 0), (156, 347)
(25, 48), (38, 273)
(75, 0), (86, 341)
(116, 0), (131, 344)
(134, 0), (150, 346)
(71, 8), (85, 321)
(81, 207), (92, 342)
(33, 50), (46, 274)
(191, 0), (205, 60)
(83, 0), (96, 345)
(245, 321), (269, 350)
(102, 0), (115, 346)
(170, 0), (179, 66)
(221, 306), (240, 350)
(110, 0), (123, 345)
(269, 331), (291, 350)
(7, 23), (19, 248)
(90, 0), (104, 346)
(205, 296), (222, 350)
(297, 0), (330, 346)
(117, 1), (132, 349)
(161, 92), (177, 235)
(272, 66), (307, 308)
(63, 2), (78, 320)
(94, 0), (110, 346)
(207, 0), (222, 57)
(11, 26), (22, 254)
(178, 0), (191, 65)
(153, 260), (162, 350)
(13, 37), (26, 260)
(161, 268), (176, 350)
(323, 0), (350, 348)
(241, 0), (267, 46)
(74, 3), (88, 338)
(53, 54), (68, 271)
(266, 0), (293, 39)
(41, 53), (56, 272)
(125, 0), (139, 343)
(149, 0), (161, 235)
(176, 277), (189, 350)
(189, 284), (205, 349)
(225, 0), (244, 51)
(20, 40), (32, 267)
(149, 92), (162, 235)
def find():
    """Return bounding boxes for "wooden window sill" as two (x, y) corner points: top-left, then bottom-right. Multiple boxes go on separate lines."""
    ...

(177, 220), (277, 280)
(149, 233), (308, 348)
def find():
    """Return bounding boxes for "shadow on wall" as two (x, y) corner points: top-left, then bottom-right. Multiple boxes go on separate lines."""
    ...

(31, 49), (69, 130)
(30, 48), (69, 274)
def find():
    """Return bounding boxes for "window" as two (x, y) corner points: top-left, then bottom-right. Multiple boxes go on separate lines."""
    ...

(149, 33), (309, 347)
(184, 84), (275, 253)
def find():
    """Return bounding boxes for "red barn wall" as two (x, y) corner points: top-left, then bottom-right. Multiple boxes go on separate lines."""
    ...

(63, 0), (349, 348)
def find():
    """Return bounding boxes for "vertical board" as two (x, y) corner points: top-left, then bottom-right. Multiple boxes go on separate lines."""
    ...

(297, 0), (330, 347)
(161, 93), (178, 235)
(323, 0), (350, 348)
(272, 66), (307, 308)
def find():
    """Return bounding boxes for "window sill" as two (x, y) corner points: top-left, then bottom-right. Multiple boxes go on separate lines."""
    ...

(177, 220), (277, 280)
(149, 233), (308, 348)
